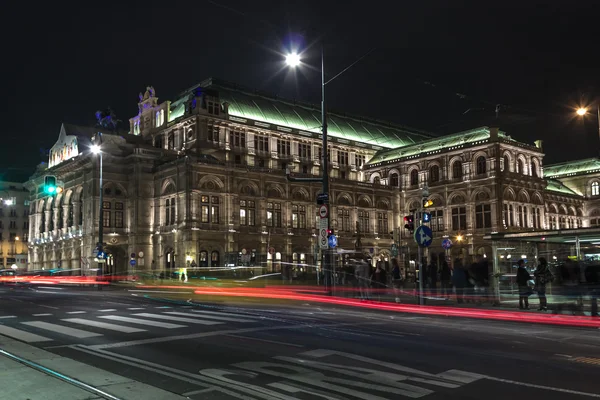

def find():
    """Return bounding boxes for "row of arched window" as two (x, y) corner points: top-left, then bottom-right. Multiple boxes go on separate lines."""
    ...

(386, 154), (539, 188)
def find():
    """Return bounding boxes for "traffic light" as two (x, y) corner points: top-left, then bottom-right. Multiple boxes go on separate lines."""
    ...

(422, 212), (431, 223)
(423, 198), (434, 208)
(403, 215), (414, 233)
(44, 176), (57, 194)
(327, 228), (334, 237)
(43, 175), (63, 195)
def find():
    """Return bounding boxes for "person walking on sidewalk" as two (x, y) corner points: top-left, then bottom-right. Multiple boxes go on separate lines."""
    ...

(371, 263), (387, 301)
(440, 260), (451, 299)
(516, 259), (532, 310)
(452, 259), (467, 304)
(534, 257), (553, 311)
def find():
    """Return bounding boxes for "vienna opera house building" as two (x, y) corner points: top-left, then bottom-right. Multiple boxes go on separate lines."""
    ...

(24, 78), (600, 278)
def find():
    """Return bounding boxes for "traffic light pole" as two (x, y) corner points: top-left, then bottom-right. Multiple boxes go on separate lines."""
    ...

(97, 150), (104, 290)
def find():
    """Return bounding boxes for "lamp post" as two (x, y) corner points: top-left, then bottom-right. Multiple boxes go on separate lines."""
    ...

(0, 190), (14, 206)
(91, 141), (103, 289)
(576, 105), (600, 157)
(285, 45), (332, 292)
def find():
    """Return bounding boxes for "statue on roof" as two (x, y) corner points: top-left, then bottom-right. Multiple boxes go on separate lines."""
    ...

(139, 92), (143, 102)
(95, 107), (121, 130)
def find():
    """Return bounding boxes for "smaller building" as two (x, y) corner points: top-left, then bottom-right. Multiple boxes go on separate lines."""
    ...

(0, 181), (30, 270)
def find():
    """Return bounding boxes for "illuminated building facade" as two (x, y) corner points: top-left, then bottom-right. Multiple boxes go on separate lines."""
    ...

(0, 181), (30, 269)
(23, 78), (600, 276)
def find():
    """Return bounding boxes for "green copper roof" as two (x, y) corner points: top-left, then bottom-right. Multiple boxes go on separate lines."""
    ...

(545, 179), (579, 196)
(364, 127), (511, 167)
(543, 158), (600, 179)
(170, 78), (433, 148)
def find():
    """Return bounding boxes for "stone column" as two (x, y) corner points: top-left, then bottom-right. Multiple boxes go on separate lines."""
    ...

(44, 210), (51, 233)
(62, 205), (70, 231)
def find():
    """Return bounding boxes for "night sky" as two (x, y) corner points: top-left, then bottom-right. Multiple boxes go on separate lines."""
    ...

(3, 1), (600, 181)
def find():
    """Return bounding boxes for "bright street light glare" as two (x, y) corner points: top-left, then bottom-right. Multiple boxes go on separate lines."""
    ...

(3, 199), (13, 206)
(577, 107), (588, 116)
(90, 144), (101, 154)
(285, 53), (301, 67)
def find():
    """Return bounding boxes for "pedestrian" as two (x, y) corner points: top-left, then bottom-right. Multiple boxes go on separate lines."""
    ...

(516, 259), (532, 310)
(371, 262), (387, 301)
(391, 258), (403, 303)
(534, 257), (553, 311)
(440, 260), (451, 298)
(452, 259), (467, 304)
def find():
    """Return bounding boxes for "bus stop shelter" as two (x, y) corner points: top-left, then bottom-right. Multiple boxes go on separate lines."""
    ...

(484, 227), (600, 296)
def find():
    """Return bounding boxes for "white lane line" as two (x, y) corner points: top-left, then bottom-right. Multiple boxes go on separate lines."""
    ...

(133, 313), (222, 325)
(37, 286), (64, 290)
(0, 316), (16, 319)
(62, 318), (146, 333)
(485, 376), (600, 398)
(32, 313), (52, 317)
(98, 309), (117, 312)
(190, 309), (256, 319)
(39, 304), (59, 310)
(155, 306), (172, 309)
(166, 311), (254, 323)
(22, 321), (103, 339)
(66, 311), (86, 314)
(226, 334), (305, 348)
(98, 315), (186, 329)
(127, 307), (145, 310)
(0, 325), (53, 343)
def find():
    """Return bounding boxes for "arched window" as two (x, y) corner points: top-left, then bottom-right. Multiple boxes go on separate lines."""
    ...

(167, 132), (175, 150)
(517, 159), (525, 174)
(531, 162), (538, 178)
(211, 251), (220, 268)
(476, 156), (486, 175)
(503, 155), (510, 172)
(389, 173), (399, 187)
(410, 169), (419, 186)
(429, 165), (440, 183)
(592, 182), (600, 196)
(155, 109), (165, 127)
(452, 161), (462, 180)
(199, 250), (208, 267)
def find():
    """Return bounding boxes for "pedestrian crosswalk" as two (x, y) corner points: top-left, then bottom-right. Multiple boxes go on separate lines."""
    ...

(0, 307), (261, 344)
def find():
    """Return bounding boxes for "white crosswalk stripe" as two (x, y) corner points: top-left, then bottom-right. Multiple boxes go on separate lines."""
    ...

(133, 313), (222, 325)
(0, 316), (16, 319)
(0, 325), (52, 343)
(190, 309), (257, 319)
(98, 315), (186, 329)
(165, 311), (255, 323)
(62, 318), (146, 333)
(22, 321), (102, 338)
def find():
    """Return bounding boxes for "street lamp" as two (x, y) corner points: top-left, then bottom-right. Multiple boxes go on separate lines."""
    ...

(91, 140), (104, 288)
(285, 46), (332, 292)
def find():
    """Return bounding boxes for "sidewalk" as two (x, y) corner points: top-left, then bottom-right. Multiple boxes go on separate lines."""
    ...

(0, 337), (187, 400)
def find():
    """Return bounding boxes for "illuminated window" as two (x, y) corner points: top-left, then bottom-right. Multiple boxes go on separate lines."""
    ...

(200, 196), (219, 223)
(592, 182), (599, 196)
(267, 202), (282, 227)
(165, 198), (175, 225)
(291, 204), (306, 229)
(239, 200), (255, 226)
(377, 212), (388, 233)
(338, 208), (351, 231)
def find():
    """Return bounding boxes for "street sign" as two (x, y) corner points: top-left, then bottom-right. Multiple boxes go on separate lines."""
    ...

(241, 248), (247, 255)
(414, 225), (433, 247)
(441, 238), (453, 250)
(319, 228), (328, 249)
(317, 193), (329, 204)
(97, 251), (106, 259)
(268, 247), (275, 255)
(319, 204), (329, 219)
(130, 259), (137, 266)
(391, 243), (398, 257)
(319, 217), (328, 230)
(130, 253), (136, 259)
(328, 234), (338, 248)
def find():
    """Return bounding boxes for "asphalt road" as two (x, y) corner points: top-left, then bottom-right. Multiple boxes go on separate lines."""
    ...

(1, 284), (600, 399)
